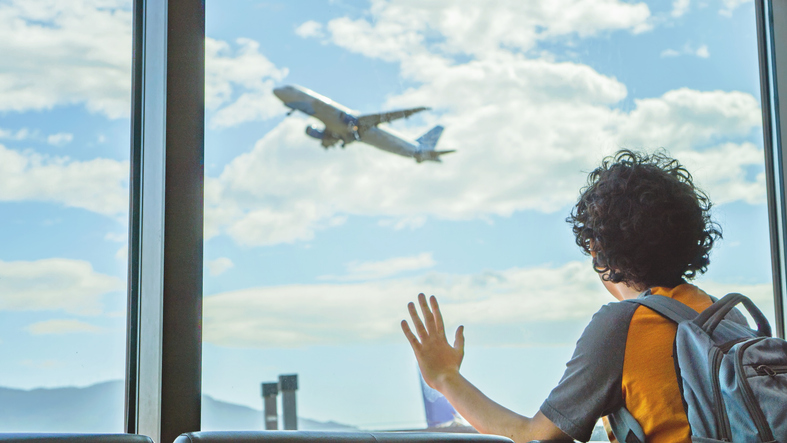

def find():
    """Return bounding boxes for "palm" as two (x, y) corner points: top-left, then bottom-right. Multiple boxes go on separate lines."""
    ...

(401, 293), (465, 391)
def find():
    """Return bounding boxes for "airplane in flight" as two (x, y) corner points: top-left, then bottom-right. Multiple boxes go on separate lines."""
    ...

(273, 85), (455, 163)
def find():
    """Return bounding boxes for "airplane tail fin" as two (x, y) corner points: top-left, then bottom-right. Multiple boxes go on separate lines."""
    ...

(420, 372), (461, 428)
(416, 125), (444, 150)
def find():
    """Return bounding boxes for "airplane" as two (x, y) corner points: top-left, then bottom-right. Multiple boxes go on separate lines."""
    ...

(272, 85), (455, 163)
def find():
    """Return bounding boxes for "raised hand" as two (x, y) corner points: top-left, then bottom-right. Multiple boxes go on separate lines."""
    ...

(401, 293), (465, 392)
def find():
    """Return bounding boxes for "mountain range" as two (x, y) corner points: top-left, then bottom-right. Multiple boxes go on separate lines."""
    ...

(0, 381), (357, 433)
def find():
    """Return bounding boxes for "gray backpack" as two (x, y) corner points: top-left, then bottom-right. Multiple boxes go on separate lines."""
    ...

(608, 293), (787, 443)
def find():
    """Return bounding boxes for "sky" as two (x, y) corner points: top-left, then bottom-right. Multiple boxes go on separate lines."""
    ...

(0, 0), (776, 432)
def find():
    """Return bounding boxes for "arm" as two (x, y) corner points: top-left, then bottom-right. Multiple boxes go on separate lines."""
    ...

(401, 294), (571, 443)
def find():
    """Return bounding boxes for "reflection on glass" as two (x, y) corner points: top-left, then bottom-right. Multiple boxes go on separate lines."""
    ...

(0, 0), (131, 432)
(203, 0), (771, 434)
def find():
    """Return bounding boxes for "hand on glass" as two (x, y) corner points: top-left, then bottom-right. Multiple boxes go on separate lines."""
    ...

(401, 293), (465, 392)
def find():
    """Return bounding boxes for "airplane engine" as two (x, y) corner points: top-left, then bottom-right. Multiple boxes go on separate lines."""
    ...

(305, 125), (325, 140)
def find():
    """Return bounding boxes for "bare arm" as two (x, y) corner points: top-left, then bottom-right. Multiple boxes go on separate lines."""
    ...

(401, 294), (571, 443)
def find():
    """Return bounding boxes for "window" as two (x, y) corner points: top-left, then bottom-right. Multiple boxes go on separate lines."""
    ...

(200, 0), (775, 433)
(0, 0), (132, 432)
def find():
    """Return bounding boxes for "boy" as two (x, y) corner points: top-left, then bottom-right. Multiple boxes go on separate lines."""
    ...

(402, 150), (723, 442)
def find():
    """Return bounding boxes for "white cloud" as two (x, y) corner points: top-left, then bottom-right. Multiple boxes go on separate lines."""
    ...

(0, 0), (132, 118)
(204, 260), (772, 348)
(205, 82), (761, 247)
(26, 319), (104, 335)
(321, 252), (436, 281)
(719, 0), (750, 17)
(295, 20), (324, 38)
(671, 0), (691, 17)
(676, 142), (766, 205)
(661, 42), (711, 58)
(206, 37), (289, 128)
(47, 132), (74, 147)
(321, 0), (652, 62)
(207, 257), (235, 277)
(0, 144), (128, 216)
(0, 127), (32, 141)
(0, 1), (288, 125)
(200, 2), (761, 247)
(203, 261), (610, 348)
(0, 258), (122, 315)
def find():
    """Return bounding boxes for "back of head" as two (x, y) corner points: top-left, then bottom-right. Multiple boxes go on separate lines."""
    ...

(568, 149), (721, 289)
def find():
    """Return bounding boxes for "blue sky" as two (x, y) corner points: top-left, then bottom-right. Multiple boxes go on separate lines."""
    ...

(0, 0), (775, 431)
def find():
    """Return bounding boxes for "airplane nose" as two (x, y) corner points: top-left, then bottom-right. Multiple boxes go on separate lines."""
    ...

(273, 86), (286, 100)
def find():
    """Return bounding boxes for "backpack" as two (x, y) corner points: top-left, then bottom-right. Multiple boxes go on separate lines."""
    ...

(607, 292), (787, 443)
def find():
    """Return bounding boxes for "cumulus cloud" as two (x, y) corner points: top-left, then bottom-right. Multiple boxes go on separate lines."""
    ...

(671, 0), (691, 17)
(203, 261), (611, 348)
(0, 258), (123, 315)
(206, 37), (289, 128)
(324, 0), (652, 62)
(47, 133), (74, 147)
(719, 0), (750, 17)
(207, 257), (235, 277)
(204, 260), (774, 348)
(0, 127), (32, 141)
(0, 144), (128, 216)
(198, 1), (761, 247)
(205, 83), (761, 246)
(26, 319), (105, 335)
(295, 20), (324, 38)
(321, 252), (436, 281)
(0, 0), (287, 127)
(661, 43), (710, 58)
(0, 0), (132, 118)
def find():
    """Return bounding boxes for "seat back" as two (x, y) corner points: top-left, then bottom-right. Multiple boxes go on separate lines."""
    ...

(173, 431), (513, 443)
(0, 434), (153, 443)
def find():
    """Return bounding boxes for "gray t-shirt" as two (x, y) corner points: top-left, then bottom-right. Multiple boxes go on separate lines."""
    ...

(539, 301), (639, 442)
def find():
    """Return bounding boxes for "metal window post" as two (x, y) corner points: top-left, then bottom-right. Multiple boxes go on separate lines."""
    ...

(125, 0), (205, 442)
(757, 0), (787, 339)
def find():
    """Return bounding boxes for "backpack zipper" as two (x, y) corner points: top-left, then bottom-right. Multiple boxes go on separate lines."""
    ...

(710, 347), (733, 441)
(753, 364), (787, 377)
(734, 338), (776, 442)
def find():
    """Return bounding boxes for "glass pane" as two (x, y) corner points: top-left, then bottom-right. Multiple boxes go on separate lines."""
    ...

(0, 0), (131, 432)
(203, 0), (771, 436)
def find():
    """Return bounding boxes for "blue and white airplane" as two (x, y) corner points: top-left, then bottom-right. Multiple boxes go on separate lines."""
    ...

(273, 85), (454, 163)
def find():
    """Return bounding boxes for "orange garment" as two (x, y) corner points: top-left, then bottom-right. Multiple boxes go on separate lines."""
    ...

(621, 284), (714, 443)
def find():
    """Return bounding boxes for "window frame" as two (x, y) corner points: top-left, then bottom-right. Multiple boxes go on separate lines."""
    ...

(123, 0), (787, 439)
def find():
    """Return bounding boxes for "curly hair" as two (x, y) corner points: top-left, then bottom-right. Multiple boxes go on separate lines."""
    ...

(567, 149), (721, 289)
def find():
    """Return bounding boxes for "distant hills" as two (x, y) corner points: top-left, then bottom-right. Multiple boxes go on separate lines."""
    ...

(0, 380), (357, 433)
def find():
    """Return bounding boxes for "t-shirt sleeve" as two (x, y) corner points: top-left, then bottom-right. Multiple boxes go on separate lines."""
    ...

(539, 302), (637, 442)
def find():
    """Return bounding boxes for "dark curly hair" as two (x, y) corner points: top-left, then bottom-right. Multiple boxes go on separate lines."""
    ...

(567, 149), (721, 289)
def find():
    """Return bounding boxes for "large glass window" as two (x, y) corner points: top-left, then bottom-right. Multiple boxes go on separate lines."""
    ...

(0, 0), (131, 432)
(202, 0), (772, 434)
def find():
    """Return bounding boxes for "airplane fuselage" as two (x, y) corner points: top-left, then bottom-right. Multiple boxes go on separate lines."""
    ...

(273, 85), (441, 162)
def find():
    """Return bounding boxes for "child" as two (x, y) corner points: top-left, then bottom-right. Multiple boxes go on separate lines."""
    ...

(402, 149), (722, 443)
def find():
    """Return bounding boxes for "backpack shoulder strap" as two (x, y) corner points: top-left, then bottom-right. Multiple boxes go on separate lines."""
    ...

(624, 294), (699, 324)
(609, 406), (647, 443)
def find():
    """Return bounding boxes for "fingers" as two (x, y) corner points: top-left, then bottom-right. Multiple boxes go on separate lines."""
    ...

(408, 300), (429, 339)
(401, 320), (421, 349)
(453, 325), (465, 351)
(430, 295), (446, 338)
(418, 293), (436, 334)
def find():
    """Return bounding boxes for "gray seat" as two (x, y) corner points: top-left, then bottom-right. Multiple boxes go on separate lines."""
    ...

(174, 431), (513, 443)
(0, 434), (153, 443)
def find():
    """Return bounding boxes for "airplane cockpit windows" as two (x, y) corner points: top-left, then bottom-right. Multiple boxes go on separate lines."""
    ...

(201, 1), (775, 437)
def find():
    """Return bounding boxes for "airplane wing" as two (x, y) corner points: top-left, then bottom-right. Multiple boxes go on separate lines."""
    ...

(356, 107), (430, 129)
